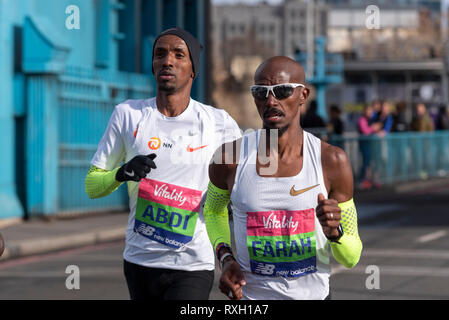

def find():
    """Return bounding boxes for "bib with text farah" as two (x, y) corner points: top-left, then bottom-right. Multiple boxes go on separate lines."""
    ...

(134, 178), (202, 249)
(247, 209), (317, 278)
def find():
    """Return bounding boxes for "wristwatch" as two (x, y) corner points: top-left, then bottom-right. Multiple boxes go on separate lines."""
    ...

(219, 252), (236, 270)
(327, 224), (344, 244)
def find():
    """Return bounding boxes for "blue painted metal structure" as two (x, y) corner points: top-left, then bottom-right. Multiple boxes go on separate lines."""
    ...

(0, 0), (208, 219)
(329, 131), (449, 185)
(296, 36), (343, 121)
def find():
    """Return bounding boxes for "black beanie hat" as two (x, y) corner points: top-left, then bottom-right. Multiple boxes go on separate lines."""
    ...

(152, 27), (203, 79)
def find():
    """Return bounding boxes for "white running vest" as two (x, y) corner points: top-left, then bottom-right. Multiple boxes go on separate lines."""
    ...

(91, 98), (241, 272)
(230, 130), (331, 300)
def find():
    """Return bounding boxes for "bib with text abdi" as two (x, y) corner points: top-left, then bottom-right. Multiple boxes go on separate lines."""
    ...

(247, 209), (317, 278)
(135, 178), (202, 249)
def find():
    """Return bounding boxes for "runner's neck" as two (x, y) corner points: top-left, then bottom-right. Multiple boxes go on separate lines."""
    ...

(260, 127), (303, 160)
(156, 89), (191, 117)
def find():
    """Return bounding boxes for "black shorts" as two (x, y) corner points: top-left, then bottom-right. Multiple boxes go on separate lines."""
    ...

(123, 259), (214, 300)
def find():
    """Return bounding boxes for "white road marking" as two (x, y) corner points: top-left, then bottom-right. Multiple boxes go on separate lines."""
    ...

(331, 265), (347, 275)
(416, 230), (447, 244)
(332, 265), (449, 277)
(0, 267), (122, 278)
(331, 248), (449, 276)
(362, 248), (449, 259)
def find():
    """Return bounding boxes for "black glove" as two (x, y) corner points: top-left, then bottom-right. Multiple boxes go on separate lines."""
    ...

(116, 154), (157, 182)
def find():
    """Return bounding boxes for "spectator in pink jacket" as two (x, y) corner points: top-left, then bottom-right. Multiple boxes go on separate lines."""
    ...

(358, 104), (382, 190)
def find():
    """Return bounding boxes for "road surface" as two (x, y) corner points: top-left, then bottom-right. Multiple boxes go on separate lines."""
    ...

(0, 187), (448, 300)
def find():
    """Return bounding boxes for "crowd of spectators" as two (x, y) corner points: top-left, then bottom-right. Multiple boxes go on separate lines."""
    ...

(302, 99), (449, 190)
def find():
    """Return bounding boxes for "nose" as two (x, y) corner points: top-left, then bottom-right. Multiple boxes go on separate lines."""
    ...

(265, 91), (278, 107)
(161, 52), (175, 68)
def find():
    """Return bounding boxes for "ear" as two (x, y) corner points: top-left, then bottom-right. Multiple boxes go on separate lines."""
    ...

(299, 87), (310, 106)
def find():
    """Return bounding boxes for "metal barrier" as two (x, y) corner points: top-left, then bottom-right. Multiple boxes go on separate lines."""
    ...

(329, 131), (449, 185)
(57, 66), (154, 214)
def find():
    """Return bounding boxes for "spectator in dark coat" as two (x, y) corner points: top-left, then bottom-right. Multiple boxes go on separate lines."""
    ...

(436, 104), (449, 130)
(302, 100), (325, 128)
(328, 104), (344, 135)
(392, 101), (409, 132)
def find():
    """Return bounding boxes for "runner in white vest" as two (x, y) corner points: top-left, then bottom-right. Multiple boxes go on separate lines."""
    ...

(85, 28), (241, 300)
(203, 56), (362, 300)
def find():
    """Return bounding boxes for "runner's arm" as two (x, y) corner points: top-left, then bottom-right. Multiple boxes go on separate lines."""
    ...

(85, 165), (123, 199)
(204, 141), (239, 262)
(323, 144), (362, 268)
(203, 182), (232, 255)
(331, 198), (362, 268)
(86, 104), (128, 199)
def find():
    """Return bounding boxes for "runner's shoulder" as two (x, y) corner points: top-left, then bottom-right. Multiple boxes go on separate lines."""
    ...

(211, 137), (243, 168)
(113, 99), (149, 115)
(320, 140), (354, 199)
(320, 140), (351, 175)
(193, 100), (235, 122)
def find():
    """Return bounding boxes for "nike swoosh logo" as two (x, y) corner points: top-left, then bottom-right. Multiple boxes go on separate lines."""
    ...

(290, 184), (320, 196)
(186, 144), (208, 152)
(124, 169), (135, 177)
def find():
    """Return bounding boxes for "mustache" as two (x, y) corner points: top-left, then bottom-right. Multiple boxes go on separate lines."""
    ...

(158, 69), (176, 77)
(263, 108), (285, 118)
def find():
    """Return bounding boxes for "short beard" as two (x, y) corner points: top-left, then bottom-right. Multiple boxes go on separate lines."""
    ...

(262, 123), (290, 137)
(158, 83), (176, 94)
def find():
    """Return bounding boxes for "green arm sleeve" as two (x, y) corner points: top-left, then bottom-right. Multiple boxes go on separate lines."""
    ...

(330, 198), (363, 268)
(203, 182), (232, 254)
(85, 165), (123, 199)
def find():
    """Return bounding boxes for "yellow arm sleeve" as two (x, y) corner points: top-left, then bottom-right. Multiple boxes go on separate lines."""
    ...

(85, 165), (123, 199)
(330, 198), (363, 268)
(203, 182), (232, 253)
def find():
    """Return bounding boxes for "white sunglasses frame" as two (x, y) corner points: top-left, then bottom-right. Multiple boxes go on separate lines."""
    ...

(250, 83), (306, 99)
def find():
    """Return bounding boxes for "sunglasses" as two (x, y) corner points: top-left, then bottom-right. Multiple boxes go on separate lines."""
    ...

(250, 83), (306, 101)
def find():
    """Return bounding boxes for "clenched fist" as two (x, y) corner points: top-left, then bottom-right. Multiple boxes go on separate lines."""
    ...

(116, 154), (157, 182)
(316, 193), (341, 239)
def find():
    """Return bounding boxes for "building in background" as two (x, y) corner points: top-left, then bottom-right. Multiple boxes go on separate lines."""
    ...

(211, 0), (327, 128)
(323, 0), (448, 129)
(0, 0), (209, 220)
(211, 0), (448, 130)
(212, 0), (327, 67)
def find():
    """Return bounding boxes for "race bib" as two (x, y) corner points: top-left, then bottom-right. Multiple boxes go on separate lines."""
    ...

(134, 178), (202, 249)
(247, 209), (317, 278)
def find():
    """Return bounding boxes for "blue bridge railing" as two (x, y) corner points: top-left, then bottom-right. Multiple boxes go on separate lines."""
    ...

(328, 131), (449, 185)
(58, 66), (154, 214)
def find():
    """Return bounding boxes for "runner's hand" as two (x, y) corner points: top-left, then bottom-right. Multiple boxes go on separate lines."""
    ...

(219, 258), (246, 300)
(116, 154), (157, 182)
(316, 193), (341, 239)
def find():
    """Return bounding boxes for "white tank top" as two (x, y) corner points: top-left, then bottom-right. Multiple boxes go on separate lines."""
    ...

(90, 98), (241, 271)
(230, 129), (331, 300)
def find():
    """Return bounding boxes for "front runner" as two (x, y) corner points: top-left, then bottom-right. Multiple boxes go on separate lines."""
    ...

(204, 56), (362, 300)
(85, 27), (241, 300)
